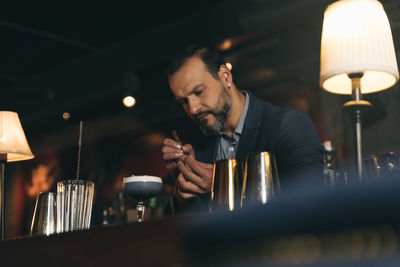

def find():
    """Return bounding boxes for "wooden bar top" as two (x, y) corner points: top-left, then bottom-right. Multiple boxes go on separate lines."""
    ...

(0, 215), (191, 266)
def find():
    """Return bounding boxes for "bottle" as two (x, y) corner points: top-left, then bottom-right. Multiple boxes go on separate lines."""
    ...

(323, 141), (337, 187)
(102, 207), (109, 225)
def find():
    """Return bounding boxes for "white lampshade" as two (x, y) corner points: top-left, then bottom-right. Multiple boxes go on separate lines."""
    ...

(320, 0), (399, 94)
(0, 111), (34, 162)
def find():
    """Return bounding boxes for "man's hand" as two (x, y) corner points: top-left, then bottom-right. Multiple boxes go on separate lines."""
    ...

(162, 138), (195, 172)
(162, 138), (184, 172)
(162, 138), (212, 199)
(176, 156), (213, 199)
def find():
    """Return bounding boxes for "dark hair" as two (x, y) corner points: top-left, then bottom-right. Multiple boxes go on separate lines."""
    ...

(166, 45), (225, 80)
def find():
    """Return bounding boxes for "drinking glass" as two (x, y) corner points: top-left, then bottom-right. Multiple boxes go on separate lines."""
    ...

(56, 179), (94, 233)
(241, 152), (280, 208)
(123, 175), (162, 222)
(364, 152), (400, 179)
(210, 159), (243, 212)
(30, 192), (57, 236)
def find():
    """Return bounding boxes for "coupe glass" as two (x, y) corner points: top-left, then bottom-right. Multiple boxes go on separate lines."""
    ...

(123, 175), (162, 222)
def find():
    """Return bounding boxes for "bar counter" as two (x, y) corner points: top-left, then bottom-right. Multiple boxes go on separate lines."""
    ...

(0, 215), (188, 266)
(3, 177), (400, 266)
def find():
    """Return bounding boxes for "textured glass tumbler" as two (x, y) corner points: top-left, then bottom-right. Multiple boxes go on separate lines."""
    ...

(57, 180), (94, 233)
(30, 192), (57, 236)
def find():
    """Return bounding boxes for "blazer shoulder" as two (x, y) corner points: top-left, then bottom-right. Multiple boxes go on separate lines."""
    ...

(278, 107), (317, 133)
(251, 96), (291, 125)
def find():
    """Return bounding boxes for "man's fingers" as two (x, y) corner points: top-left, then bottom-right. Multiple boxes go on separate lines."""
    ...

(163, 138), (182, 149)
(177, 172), (204, 194)
(176, 181), (197, 199)
(165, 162), (177, 171)
(178, 161), (207, 190)
(184, 155), (213, 169)
(174, 177), (196, 199)
(162, 145), (183, 154)
(182, 156), (214, 177)
(163, 152), (184, 161)
(182, 144), (194, 156)
(178, 189), (197, 199)
(178, 158), (213, 193)
(178, 161), (203, 185)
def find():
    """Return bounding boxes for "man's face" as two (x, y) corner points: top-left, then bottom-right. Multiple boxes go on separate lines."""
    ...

(168, 57), (232, 136)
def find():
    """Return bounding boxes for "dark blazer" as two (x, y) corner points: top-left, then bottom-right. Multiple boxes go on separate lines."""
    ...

(189, 91), (323, 185)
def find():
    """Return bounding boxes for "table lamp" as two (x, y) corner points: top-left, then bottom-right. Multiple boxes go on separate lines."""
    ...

(320, 0), (399, 180)
(0, 111), (34, 240)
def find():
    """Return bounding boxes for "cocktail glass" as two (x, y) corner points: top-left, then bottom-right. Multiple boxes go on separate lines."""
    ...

(123, 175), (162, 222)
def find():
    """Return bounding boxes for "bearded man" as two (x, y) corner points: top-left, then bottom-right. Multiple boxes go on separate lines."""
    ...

(162, 45), (322, 206)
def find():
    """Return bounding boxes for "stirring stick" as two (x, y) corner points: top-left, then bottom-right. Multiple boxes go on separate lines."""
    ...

(76, 121), (83, 180)
(172, 130), (181, 144)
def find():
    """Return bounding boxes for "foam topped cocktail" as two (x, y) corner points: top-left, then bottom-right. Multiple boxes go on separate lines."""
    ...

(123, 175), (162, 222)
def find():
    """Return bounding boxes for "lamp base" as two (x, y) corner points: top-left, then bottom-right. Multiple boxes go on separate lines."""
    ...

(343, 100), (371, 181)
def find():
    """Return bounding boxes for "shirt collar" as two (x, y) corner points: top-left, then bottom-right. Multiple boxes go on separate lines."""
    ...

(218, 91), (249, 139)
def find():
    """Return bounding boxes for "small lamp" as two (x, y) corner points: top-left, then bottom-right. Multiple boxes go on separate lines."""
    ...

(0, 111), (34, 240)
(320, 0), (399, 180)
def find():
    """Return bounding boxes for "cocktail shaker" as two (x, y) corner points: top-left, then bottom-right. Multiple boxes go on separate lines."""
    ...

(210, 159), (243, 212)
(30, 192), (57, 236)
(241, 152), (280, 208)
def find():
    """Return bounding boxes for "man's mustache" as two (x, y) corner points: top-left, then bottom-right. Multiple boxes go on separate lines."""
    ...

(194, 110), (214, 122)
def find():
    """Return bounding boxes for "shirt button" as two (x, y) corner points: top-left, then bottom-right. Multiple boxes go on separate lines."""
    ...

(229, 146), (235, 152)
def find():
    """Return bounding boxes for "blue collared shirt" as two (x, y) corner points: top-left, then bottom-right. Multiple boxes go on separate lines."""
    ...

(216, 91), (249, 160)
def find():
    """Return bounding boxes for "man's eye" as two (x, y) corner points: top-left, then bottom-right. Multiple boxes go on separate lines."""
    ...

(178, 99), (188, 105)
(195, 89), (203, 95)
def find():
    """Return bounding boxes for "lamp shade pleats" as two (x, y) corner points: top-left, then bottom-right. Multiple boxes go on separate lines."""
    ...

(320, 0), (399, 94)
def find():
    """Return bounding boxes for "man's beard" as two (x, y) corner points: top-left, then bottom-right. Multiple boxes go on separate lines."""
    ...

(193, 86), (232, 136)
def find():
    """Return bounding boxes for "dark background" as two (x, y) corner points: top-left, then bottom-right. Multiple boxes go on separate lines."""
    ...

(1, 0), (400, 237)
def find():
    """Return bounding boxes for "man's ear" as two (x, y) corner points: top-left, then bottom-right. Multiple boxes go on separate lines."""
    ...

(218, 64), (232, 88)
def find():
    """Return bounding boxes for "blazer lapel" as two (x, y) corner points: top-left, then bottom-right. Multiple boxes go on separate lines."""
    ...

(237, 92), (262, 162)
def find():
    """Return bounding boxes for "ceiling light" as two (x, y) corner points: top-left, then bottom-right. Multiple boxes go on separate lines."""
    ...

(218, 39), (232, 51)
(123, 96), (136, 108)
(62, 112), (70, 120)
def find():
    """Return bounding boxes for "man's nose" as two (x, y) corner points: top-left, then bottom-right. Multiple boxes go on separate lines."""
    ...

(188, 97), (201, 115)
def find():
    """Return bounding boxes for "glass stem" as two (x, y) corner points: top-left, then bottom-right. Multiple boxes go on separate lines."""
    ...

(136, 201), (145, 222)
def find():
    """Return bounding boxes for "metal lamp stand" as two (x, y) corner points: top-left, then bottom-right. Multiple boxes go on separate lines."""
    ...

(343, 73), (372, 181)
(0, 154), (5, 240)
